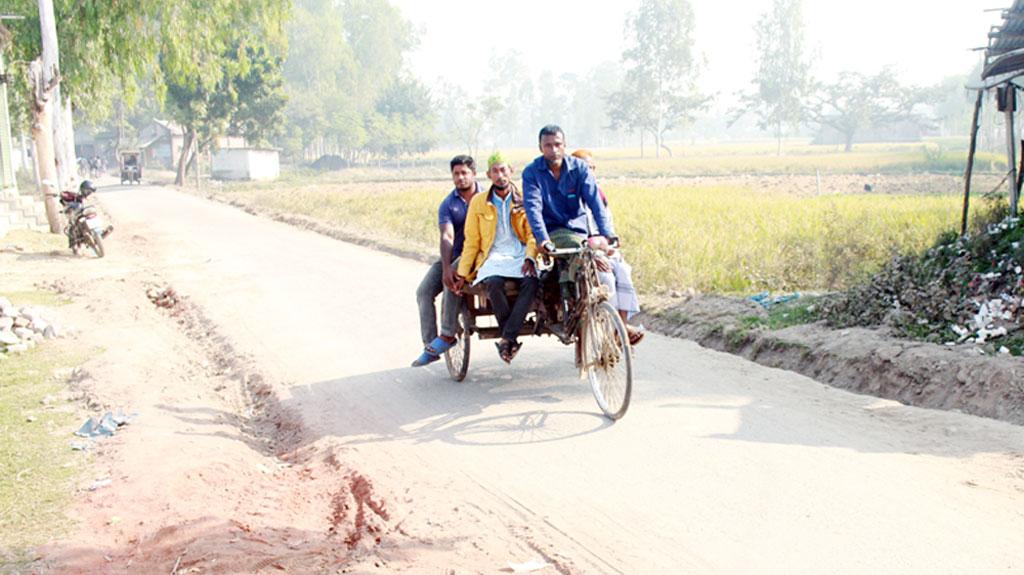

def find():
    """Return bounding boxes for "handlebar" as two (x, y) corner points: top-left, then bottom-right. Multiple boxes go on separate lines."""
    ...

(547, 246), (586, 256)
(543, 236), (620, 257)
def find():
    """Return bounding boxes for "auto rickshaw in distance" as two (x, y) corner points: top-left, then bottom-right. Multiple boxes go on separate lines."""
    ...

(119, 150), (142, 185)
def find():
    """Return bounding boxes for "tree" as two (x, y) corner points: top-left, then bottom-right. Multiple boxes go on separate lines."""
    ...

(807, 68), (925, 152)
(442, 93), (503, 158)
(567, 63), (623, 148)
(282, 0), (429, 163)
(607, 0), (707, 157)
(735, 0), (813, 155)
(165, 43), (287, 185)
(282, 0), (356, 160)
(4, 1), (154, 128)
(160, 1), (289, 184)
(224, 46), (287, 147)
(927, 74), (975, 137)
(369, 76), (437, 158)
(3, 0), (290, 188)
(4, 1), (287, 126)
(485, 50), (536, 147)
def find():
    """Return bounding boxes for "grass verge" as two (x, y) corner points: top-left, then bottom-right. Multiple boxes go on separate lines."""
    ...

(0, 330), (88, 567)
(741, 298), (823, 331)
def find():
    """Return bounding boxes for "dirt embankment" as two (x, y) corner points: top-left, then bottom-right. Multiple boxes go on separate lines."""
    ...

(10, 257), (400, 573)
(639, 295), (1024, 426)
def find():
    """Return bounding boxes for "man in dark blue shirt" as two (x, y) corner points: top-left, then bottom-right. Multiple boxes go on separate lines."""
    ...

(522, 125), (624, 336)
(413, 155), (481, 367)
(521, 124), (616, 252)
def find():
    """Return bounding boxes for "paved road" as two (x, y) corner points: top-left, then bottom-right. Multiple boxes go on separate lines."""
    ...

(98, 184), (1024, 574)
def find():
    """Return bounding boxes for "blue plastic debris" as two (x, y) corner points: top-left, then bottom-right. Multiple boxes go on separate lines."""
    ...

(74, 411), (137, 439)
(749, 292), (801, 309)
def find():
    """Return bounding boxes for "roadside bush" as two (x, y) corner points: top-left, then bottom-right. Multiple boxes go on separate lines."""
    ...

(823, 203), (1023, 353)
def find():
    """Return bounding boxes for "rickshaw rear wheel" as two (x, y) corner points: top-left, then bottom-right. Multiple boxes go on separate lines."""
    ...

(445, 304), (471, 382)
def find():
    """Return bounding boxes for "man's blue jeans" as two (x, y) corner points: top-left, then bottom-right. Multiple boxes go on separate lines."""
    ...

(416, 259), (461, 345)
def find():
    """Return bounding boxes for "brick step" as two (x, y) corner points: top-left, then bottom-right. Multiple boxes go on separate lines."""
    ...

(16, 195), (39, 210)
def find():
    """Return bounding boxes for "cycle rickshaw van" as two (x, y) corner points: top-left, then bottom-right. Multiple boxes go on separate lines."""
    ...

(120, 150), (142, 185)
(442, 239), (634, 420)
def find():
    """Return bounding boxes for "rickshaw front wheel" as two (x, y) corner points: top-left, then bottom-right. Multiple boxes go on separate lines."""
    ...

(583, 300), (633, 420)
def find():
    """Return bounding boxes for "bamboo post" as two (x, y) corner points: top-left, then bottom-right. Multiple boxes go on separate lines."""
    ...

(1006, 84), (1019, 217)
(962, 90), (983, 236)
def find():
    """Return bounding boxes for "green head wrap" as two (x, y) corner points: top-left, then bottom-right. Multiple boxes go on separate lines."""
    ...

(487, 151), (508, 170)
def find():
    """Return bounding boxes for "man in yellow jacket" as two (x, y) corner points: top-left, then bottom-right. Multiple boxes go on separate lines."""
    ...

(455, 152), (539, 363)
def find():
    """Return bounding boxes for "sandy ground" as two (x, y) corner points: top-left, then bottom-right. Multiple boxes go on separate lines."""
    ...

(5, 183), (1024, 574)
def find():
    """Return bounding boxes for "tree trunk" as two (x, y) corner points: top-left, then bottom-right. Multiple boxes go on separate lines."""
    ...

(776, 121), (782, 156)
(844, 132), (855, 153)
(659, 128), (673, 158)
(174, 129), (195, 186)
(28, 58), (62, 233)
(640, 131), (645, 159)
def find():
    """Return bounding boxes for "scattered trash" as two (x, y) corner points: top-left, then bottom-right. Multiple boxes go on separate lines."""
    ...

(25, 415), (37, 423)
(749, 291), (801, 309)
(508, 558), (550, 573)
(823, 215), (1022, 354)
(88, 478), (112, 491)
(75, 411), (137, 438)
(70, 440), (92, 451)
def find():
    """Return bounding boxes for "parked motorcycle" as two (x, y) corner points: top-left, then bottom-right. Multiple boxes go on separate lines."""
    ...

(60, 180), (112, 258)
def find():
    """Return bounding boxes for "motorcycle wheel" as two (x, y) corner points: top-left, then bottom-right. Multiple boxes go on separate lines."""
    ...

(85, 228), (105, 258)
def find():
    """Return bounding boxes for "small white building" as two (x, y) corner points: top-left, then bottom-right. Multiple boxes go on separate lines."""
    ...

(211, 148), (280, 181)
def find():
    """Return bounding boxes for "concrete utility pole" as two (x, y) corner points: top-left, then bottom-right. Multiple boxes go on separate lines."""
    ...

(0, 53), (17, 196)
(1, 15), (25, 197)
(38, 0), (74, 192)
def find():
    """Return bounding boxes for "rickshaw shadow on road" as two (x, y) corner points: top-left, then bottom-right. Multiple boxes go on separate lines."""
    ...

(285, 362), (614, 448)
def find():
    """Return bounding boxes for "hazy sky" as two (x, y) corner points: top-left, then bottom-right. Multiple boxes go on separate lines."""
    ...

(392, 0), (1006, 100)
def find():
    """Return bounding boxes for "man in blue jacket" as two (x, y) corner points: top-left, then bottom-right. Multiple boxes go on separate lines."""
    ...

(521, 124), (616, 252)
(522, 125), (624, 334)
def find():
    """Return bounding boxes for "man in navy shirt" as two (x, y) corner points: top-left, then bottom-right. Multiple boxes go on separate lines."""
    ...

(522, 125), (628, 333)
(412, 155), (481, 367)
(522, 125), (616, 251)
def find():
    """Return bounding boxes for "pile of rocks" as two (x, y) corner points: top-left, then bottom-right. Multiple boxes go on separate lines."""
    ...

(0, 297), (61, 355)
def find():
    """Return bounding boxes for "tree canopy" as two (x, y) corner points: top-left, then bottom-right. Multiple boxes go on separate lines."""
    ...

(735, 0), (814, 155)
(807, 68), (927, 152)
(607, 0), (707, 157)
(281, 0), (432, 163)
